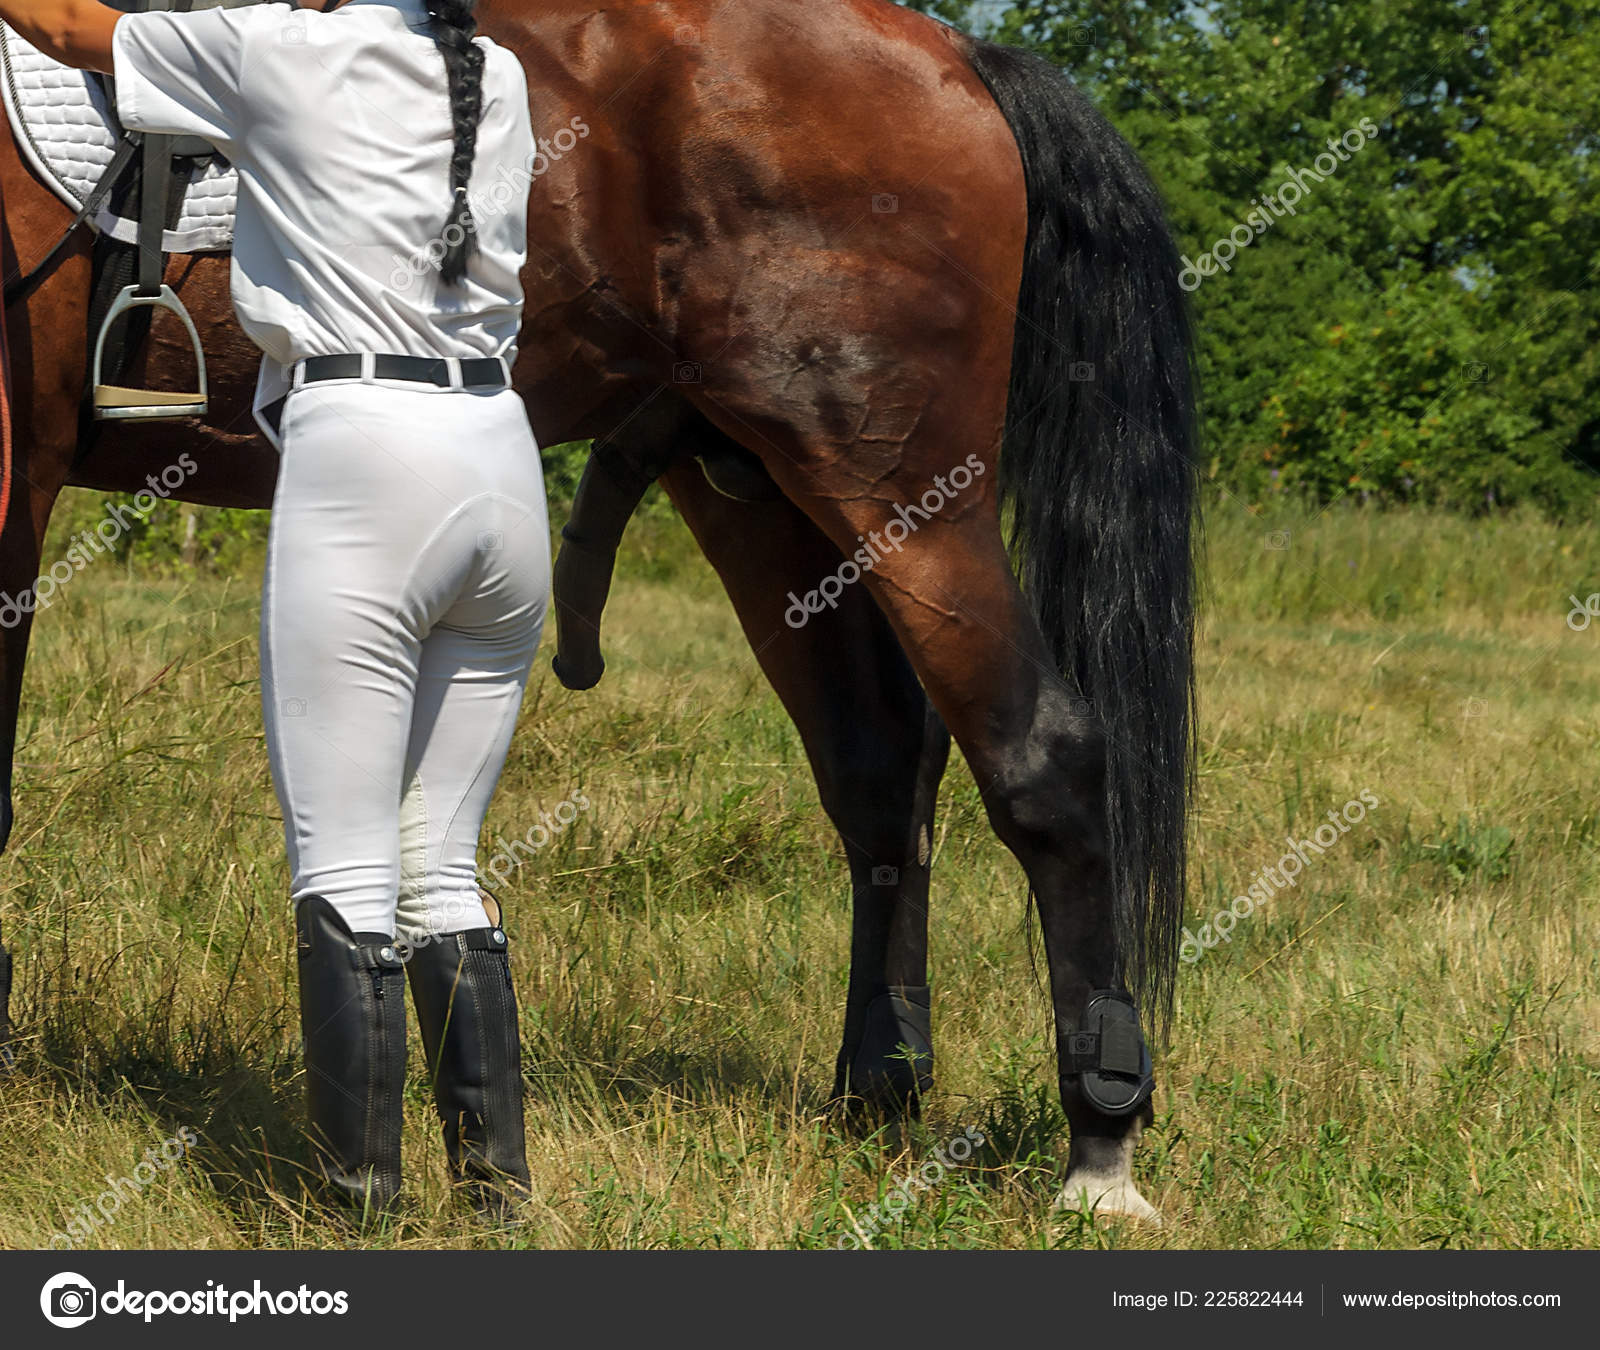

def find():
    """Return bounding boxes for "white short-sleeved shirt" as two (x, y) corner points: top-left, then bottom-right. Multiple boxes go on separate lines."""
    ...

(112, 0), (535, 434)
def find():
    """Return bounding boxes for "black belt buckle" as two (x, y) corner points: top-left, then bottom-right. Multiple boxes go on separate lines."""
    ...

(460, 357), (504, 389)
(374, 354), (449, 386)
(301, 353), (362, 383)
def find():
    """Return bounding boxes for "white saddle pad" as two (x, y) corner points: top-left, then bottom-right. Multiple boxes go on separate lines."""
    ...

(0, 21), (236, 253)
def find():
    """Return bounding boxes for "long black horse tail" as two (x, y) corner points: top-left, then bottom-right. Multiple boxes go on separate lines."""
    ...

(961, 39), (1199, 1037)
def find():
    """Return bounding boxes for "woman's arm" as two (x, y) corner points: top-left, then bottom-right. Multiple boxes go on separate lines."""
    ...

(0, 0), (121, 73)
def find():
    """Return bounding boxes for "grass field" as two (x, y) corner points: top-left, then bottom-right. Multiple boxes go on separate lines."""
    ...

(0, 487), (1595, 1249)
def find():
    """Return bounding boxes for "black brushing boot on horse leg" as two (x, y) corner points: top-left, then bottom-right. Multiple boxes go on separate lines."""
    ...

(405, 923), (531, 1218)
(295, 896), (407, 1221)
(828, 698), (949, 1118)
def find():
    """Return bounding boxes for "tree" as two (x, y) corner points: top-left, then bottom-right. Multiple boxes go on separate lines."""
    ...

(898, 0), (1600, 511)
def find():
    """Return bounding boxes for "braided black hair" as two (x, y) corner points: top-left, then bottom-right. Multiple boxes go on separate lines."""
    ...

(426, 0), (485, 285)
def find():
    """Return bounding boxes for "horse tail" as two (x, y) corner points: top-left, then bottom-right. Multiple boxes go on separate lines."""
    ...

(960, 38), (1199, 1035)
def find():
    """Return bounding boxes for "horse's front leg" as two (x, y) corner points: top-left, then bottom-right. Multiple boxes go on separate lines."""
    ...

(0, 263), (95, 1066)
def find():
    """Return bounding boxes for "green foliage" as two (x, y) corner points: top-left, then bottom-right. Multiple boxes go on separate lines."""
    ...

(1408, 816), (1517, 884)
(901, 0), (1600, 512)
(43, 492), (269, 576)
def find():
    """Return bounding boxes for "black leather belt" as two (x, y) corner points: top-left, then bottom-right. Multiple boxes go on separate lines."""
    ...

(297, 353), (510, 389)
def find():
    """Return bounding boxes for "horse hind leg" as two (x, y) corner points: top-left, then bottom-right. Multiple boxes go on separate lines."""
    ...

(662, 459), (950, 1118)
(832, 696), (948, 1117)
(740, 432), (1165, 1223)
(900, 518), (1161, 1221)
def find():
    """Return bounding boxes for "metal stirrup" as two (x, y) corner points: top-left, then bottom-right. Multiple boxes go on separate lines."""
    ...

(91, 7), (208, 424)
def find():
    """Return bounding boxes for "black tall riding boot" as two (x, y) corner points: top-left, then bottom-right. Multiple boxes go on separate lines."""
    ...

(404, 924), (530, 1214)
(295, 895), (407, 1219)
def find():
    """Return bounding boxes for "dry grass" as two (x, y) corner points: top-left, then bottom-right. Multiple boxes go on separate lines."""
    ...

(0, 490), (1595, 1248)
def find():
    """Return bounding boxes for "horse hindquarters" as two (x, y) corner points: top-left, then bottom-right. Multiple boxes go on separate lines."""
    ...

(658, 29), (1193, 1218)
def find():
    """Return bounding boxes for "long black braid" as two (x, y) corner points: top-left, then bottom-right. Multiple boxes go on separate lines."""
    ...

(426, 0), (486, 285)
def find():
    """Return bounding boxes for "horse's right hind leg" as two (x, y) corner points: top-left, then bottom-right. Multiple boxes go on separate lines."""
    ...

(733, 432), (1163, 1223)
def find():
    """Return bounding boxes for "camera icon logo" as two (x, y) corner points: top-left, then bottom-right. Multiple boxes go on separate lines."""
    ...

(1264, 530), (1291, 551)
(478, 530), (504, 552)
(871, 193), (898, 214)
(282, 697), (307, 718)
(41, 1273), (97, 1328)
(282, 24), (305, 44)
(871, 865), (899, 886)
(673, 361), (703, 384)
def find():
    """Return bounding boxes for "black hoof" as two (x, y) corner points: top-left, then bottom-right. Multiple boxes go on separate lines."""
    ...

(834, 985), (933, 1115)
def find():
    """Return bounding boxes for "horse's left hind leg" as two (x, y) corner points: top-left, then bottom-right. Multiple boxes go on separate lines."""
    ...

(662, 460), (951, 1115)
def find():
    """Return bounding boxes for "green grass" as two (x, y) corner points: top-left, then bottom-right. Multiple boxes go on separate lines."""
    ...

(0, 490), (1595, 1249)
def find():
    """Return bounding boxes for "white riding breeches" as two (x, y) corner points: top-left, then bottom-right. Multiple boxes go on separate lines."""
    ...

(260, 377), (550, 941)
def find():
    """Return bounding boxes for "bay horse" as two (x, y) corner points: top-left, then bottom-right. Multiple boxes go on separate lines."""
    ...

(0, 0), (1196, 1221)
